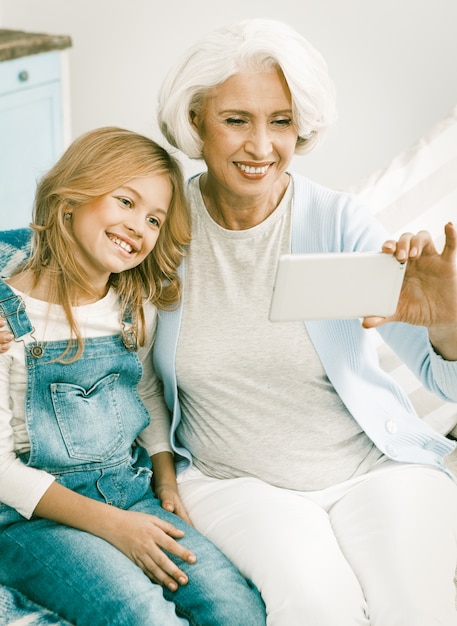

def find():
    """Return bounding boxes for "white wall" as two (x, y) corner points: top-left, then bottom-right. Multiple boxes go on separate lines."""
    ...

(1, 0), (457, 189)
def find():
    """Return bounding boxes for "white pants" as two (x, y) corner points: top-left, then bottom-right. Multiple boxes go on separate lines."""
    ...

(178, 462), (457, 626)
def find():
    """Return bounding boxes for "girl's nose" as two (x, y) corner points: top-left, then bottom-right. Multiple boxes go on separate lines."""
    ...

(124, 214), (144, 237)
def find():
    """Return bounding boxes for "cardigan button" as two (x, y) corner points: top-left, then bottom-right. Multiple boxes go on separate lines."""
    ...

(385, 443), (398, 457)
(385, 419), (398, 434)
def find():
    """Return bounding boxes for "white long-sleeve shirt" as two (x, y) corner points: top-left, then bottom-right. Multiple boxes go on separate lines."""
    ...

(0, 287), (171, 519)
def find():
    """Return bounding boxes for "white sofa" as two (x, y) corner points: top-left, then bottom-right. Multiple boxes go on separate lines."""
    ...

(0, 105), (456, 623)
(347, 103), (457, 441)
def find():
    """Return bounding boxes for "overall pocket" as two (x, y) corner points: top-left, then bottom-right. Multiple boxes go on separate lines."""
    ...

(51, 373), (126, 462)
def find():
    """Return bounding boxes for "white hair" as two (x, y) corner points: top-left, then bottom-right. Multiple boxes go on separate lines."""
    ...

(158, 18), (337, 159)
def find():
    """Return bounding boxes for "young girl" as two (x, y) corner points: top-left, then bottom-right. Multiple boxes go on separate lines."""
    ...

(0, 127), (265, 626)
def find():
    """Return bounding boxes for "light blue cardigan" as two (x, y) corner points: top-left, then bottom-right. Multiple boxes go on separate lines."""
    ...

(153, 173), (457, 473)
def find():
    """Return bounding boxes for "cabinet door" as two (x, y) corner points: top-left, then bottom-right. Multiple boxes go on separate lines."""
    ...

(0, 52), (64, 231)
(0, 82), (63, 229)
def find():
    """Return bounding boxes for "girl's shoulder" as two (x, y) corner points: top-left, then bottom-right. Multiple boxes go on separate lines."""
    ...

(4, 270), (36, 294)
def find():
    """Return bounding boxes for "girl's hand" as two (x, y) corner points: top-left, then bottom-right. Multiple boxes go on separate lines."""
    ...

(150, 451), (193, 525)
(106, 507), (196, 591)
(155, 482), (193, 526)
(0, 316), (14, 352)
(35, 481), (196, 592)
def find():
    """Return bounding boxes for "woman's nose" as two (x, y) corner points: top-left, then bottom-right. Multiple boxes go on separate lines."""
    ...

(244, 126), (272, 158)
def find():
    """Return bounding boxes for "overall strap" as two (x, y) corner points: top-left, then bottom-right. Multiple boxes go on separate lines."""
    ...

(0, 280), (33, 338)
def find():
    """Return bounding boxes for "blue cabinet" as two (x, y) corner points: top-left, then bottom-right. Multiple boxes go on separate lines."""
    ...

(0, 49), (69, 230)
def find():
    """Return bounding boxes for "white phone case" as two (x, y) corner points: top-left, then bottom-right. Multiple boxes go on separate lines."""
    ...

(269, 252), (407, 322)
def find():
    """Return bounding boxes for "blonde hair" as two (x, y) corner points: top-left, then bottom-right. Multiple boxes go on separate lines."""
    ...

(22, 126), (190, 360)
(158, 18), (337, 158)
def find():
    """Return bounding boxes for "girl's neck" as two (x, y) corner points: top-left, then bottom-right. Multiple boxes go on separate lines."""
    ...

(7, 270), (109, 305)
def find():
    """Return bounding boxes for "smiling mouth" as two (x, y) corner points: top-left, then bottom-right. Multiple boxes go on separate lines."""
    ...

(108, 234), (135, 254)
(235, 162), (270, 175)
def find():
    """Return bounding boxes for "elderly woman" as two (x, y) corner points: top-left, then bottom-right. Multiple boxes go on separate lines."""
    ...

(152, 18), (457, 626)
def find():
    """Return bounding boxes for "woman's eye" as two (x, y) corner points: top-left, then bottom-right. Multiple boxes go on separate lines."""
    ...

(225, 117), (246, 126)
(273, 118), (292, 127)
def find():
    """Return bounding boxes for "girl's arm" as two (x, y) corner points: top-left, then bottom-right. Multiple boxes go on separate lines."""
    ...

(0, 317), (13, 352)
(136, 310), (172, 455)
(151, 451), (193, 525)
(34, 480), (196, 591)
(135, 307), (193, 524)
(0, 350), (56, 518)
(0, 335), (195, 592)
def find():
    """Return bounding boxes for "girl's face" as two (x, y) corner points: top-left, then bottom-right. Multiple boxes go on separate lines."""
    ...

(192, 67), (299, 197)
(68, 174), (172, 288)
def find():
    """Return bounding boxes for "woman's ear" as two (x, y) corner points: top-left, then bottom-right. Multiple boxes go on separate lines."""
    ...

(190, 110), (200, 132)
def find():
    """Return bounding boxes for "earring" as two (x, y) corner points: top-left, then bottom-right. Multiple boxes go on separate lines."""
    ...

(64, 213), (72, 220)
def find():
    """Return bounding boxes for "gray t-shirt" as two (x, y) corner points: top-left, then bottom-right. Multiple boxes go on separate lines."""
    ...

(175, 175), (385, 490)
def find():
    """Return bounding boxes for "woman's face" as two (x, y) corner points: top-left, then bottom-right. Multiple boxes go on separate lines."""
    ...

(192, 67), (299, 196)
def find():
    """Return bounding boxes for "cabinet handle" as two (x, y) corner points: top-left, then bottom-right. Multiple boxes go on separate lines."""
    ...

(18, 70), (29, 82)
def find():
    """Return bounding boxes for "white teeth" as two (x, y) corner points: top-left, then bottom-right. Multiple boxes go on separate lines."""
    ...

(110, 235), (133, 253)
(236, 163), (269, 174)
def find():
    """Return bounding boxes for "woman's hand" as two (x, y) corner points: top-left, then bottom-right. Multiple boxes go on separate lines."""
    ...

(363, 222), (457, 359)
(0, 317), (14, 352)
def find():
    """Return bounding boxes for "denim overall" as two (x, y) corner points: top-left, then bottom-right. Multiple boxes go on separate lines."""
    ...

(0, 281), (265, 626)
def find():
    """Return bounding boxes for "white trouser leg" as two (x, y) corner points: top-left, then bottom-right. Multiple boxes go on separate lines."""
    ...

(328, 464), (457, 626)
(178, 467), (369, 626)
(178, 464), (457, 626)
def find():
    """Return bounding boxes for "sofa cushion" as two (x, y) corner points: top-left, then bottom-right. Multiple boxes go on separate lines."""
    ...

(0, 584), (70, 624)
(0, 227), (32, 278)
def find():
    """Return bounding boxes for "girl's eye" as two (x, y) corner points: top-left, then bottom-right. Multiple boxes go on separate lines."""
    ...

(147, 216), (160, 228)
(118, 197), (132, 208)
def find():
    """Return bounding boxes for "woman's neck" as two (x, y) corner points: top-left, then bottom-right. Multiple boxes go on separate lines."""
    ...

(199, 173), (290, 230)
